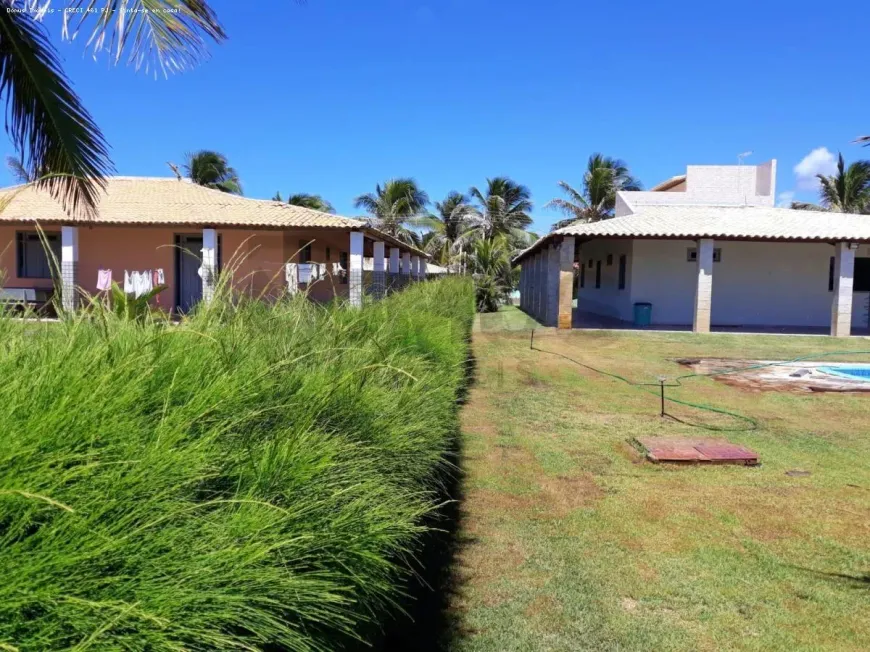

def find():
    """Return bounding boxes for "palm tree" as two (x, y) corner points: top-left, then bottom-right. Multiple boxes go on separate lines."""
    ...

(791, 153), (870, 213)
(286, 193), (335, 213)
(0, 4), (225, 217)
(464, 177), (533, 245)
(417, 191), (468, 265)
(184, 150), (242, 195)
(546, 154), (642, 231)
(468, 235), (515, 312)
(353, 178), (429, 244)
(6, 155), (33, 184)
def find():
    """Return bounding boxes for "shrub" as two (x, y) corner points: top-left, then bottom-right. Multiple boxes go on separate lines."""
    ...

(0, 277), (474, 651)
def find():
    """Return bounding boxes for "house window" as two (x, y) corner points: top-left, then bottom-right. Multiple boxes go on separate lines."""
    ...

(828, 256), (835, 292)
(17, 232), (61, 279)
(325, 247), (331, 261)
(595, 260), (602, 289)
(687, 247), (722, 262)
(588, 259), (593, 268)
(855, 258), (870, 292)
(618, 254), (627, 290)
(579, 263), (585, 288)
(299, 240), (313, 263)
(606, 254), (613, 266)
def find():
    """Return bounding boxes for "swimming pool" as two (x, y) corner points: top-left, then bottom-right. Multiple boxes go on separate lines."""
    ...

(819, 366), (870, 380)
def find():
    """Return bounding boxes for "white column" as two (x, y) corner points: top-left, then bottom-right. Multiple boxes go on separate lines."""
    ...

(60, 226), (79, 312)
(389, 247), (400, 273)
(530, 252), (541, 319)
(693, 238), (714, 333)
(557, 236), (575, 329)
(411, 255), (421, 279)
(372, 240), (385, 299)
(420, 258), (428, 278)
(349, 231), (364, 307)
(402, 252), (411, 277)
(545, 244), (561, 326)
(537, 251), (547, 321)
(519, 262), (526, 310)
(831, 241), (855, 337)
(201, 228), (218, 304)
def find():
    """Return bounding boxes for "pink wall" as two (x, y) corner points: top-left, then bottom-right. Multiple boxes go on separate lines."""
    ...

(0, 224), (356, 309)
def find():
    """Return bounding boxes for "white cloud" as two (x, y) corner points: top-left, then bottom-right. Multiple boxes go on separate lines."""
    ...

(794, 147), (837, 190)
(776, 191), (795, 207)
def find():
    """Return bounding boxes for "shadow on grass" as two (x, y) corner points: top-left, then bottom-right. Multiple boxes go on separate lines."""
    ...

(353, 348), (477, 651)
(795, 565), (870, 589)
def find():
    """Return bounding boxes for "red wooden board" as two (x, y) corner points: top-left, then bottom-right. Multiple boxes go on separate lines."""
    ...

(637, 437), (759, 465)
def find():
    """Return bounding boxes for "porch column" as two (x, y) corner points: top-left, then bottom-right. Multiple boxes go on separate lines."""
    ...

(693, 238), (714, 333)
(372, 240), (385, 299)
(388, 246), (400, 292)
(411, 255), (421, 280)
(201, 228), (218, 304)
(529, 251), (541, 319)
(420, 258), (428, 278)
(519, 262), (526, 310)
(349, 231), (364, 307)
(831, 241), (856, 337)
(402, 252), (412, 278)
(557, 236), (575, 329)
(545, 243), (561, 326)
(60, 225), (79, 312)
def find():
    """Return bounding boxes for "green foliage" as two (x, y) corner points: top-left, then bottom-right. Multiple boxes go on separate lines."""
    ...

(546, 153), (642, 230)
(286, 193), (335, 213)
(466, 177), (533, 244)
(469, 236), (514, 312)
(103, 281), (169, 322)
(353, 178), (429, 245)
(0, 277), (474, 651)
(184, 150), (243, 194)
(792, 152), (870, 214)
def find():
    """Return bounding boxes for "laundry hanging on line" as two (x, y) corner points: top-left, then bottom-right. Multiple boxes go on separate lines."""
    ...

(96, 269), (113, 291)
(121, 268), (164, 298)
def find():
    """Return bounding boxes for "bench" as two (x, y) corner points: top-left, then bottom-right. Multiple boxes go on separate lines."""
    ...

(0, 287), (56, 316)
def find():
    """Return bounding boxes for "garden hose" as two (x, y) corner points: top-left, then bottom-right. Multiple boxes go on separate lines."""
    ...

(529, 329), (870, 433)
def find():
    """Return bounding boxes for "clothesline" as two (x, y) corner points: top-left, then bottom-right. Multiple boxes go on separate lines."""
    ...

(95, 268), (165, 299)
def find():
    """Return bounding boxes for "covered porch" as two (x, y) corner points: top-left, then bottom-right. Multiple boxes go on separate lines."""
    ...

(516, 208), (870, 337)
(0, 177), (429, 315)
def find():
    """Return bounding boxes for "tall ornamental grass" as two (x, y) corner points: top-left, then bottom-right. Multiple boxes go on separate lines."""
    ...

(0, 277), (474, 651)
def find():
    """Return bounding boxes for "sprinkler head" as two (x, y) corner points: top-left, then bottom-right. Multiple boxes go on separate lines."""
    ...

(658, 375), (667, 384)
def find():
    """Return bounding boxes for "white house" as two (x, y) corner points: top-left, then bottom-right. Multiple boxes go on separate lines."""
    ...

(516, 160), (870, 336)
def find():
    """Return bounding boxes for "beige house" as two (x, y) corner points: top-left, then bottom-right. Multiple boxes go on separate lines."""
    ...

(0, 177), (429, 313)
(516, 160), (870, 337)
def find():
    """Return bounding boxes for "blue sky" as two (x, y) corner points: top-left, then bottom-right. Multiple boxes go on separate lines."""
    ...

(4, 0), (869, 233)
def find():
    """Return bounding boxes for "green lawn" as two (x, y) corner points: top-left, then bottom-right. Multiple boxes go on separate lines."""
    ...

(451, 312), (870, 651)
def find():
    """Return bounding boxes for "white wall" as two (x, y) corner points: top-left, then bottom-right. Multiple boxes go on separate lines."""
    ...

(627, 239), (870, 329)
(618, 160), (777, 216)
(628, 239), (697, 325)
(577, 239), (635, 321)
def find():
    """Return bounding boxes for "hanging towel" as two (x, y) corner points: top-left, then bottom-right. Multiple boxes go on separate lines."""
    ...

(152, 269), (164, 304)
(132, 271), (153, 299)
(124, 271), (134, 295)
(96, 269), (112, 291)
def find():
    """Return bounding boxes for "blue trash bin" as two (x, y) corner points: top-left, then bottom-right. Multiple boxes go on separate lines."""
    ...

(633, 302), (652, 327)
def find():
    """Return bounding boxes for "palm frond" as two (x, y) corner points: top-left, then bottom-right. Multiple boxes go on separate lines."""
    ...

(0, 10), (113, 217)
(62, 0), (227, 76)
(5, 154), (31, 183)
(287, 193), (335, 213)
